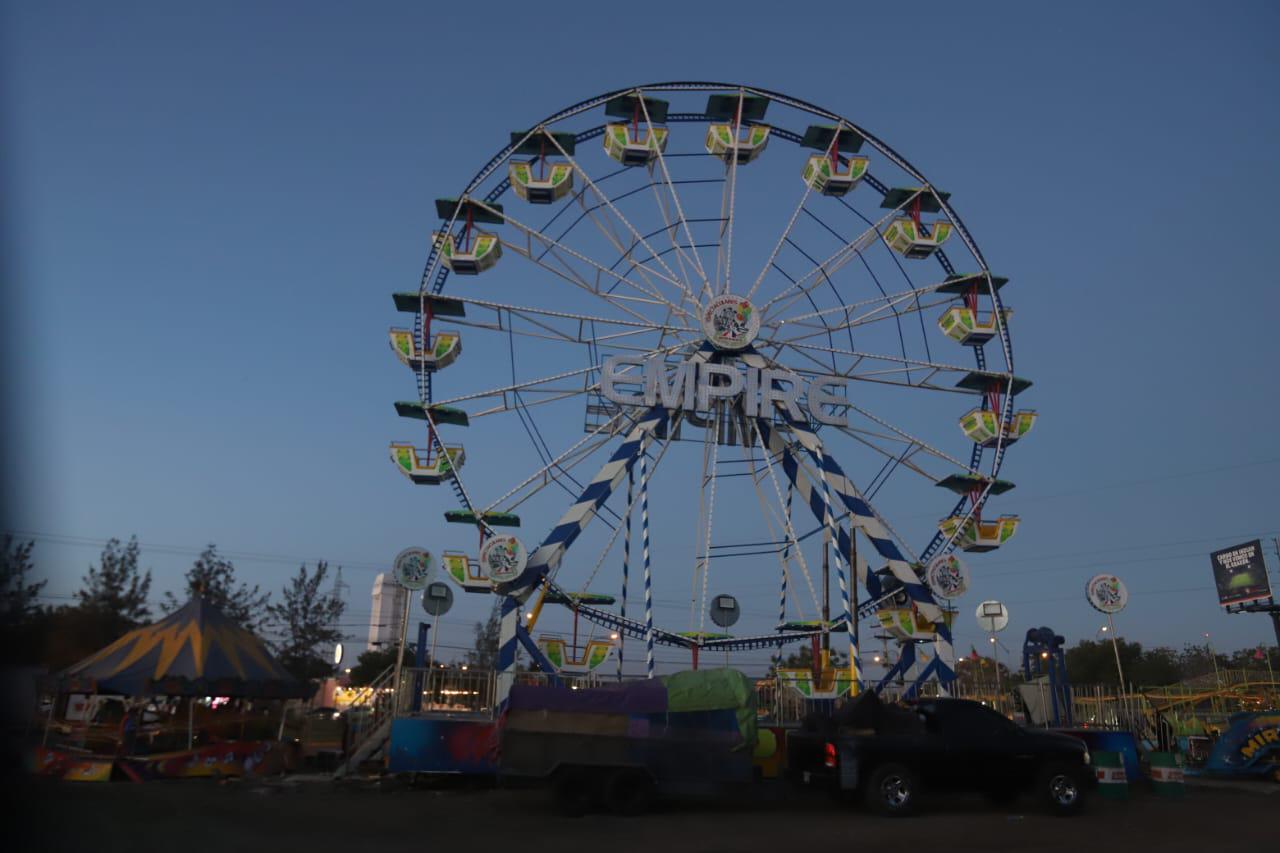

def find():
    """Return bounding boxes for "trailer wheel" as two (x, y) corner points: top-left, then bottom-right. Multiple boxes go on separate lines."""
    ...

(604, 768), (656, 816)
(551, 768), (595, 817)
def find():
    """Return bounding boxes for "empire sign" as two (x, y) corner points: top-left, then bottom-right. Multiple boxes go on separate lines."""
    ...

(600, 355), (850, 426)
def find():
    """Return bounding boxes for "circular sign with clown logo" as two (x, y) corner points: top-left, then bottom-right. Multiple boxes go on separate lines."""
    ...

(701, 295), (759, 351)
(1086, 573), (1128, 614)
(393, 547), (433, 590)
(481, 535), (528, 586)
(925, 554), (970, 601)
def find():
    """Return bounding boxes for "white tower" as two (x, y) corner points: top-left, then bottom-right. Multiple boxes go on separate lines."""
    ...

(368, 572), (407, 649)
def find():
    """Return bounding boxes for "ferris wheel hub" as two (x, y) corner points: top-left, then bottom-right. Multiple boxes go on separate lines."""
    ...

(700, 295), (760, 351)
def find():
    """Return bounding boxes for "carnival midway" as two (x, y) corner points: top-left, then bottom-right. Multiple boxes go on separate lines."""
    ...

(14, 80), (1280, 847)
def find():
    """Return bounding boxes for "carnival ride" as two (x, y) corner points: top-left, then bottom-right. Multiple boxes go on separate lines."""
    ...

(386, 83), (1031, 706)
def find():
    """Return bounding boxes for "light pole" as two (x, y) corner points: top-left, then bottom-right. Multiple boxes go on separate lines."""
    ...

(989, 636), (1003, 713)
(1203, 633), (1221, 688)
(1097, 621), (1126, 693)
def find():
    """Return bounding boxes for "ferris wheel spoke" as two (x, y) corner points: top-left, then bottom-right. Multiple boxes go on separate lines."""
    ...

(768, 341), (992, 394)
(717, 88), (747, 295)
(500, 236), (673, 328)
(757, 190), (924, 323)
(747, 433), (823, 618)
(837, 401), (973, 473)
(575, 194), (699, 318)
(763, 279), (949, 340)
(835, 195), (942, 362)
(634, 88), (713, 301)
(434, 339), (694, 411)
(473, 199), (696, 326)
(744, 182), (814, 301)
(542, 133), (700, 309)
(445, 294), (695, 355)
(489, 423), (625, 515)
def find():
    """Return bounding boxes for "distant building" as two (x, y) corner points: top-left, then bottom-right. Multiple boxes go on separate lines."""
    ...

(368, 572), (407, 648)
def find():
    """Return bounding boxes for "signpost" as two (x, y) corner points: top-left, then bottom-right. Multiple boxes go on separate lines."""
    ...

(710, 594), (740, 668)
(976, 600), (1009, 710)
(392, 548), (434, 713)
(1086, 574), (1129, 689)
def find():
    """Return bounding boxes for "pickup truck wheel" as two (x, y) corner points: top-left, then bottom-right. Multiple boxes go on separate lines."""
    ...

(864, 763), (919, 817)
(551, 769), (595, 817)
(1036, 761), (1086, 816)
(604, 768), (656, 816)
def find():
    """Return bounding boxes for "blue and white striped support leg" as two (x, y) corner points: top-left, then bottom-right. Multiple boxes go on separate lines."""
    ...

(773, 485), (792, 671)
(817, 464), (858, 690)
(510, 406), (668, 600)
(756, 417), (953, 688)
(619, 467), (632, 682)
(495, 594), (521, 711)
(640, 452), (655, 678)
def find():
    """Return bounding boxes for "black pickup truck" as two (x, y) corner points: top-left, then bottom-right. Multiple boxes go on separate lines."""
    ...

(788, 695), (1092, 816)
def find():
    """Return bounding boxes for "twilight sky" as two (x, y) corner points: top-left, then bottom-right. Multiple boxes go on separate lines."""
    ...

(3, 1), (1278, 675)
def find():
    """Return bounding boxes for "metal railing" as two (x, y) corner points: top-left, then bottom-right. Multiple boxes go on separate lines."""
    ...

(397, 667), (497, 718)
(343, 664), (398, 754)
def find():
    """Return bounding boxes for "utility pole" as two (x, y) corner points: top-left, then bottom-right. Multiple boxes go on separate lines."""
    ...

(1272, 539), (1280, 649)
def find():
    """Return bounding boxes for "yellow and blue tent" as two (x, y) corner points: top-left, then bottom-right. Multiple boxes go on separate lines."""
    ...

(59, 596), (310, 698)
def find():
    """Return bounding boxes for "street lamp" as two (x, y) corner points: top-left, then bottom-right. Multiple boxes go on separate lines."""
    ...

(1204, 632), (1221, 688)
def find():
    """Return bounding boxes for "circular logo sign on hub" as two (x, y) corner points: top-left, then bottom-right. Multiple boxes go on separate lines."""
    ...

(481, 535), (528, 586)
(701, 295), (759, 350)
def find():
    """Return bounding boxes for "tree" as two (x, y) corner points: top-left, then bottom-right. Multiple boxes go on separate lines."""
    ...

(1177, 644), (1230, 682)
(348, 646), (410, 686)
(0, 535), (44, 623)
(165, 544), (269, 631)
(78, 536), (151, 625)
(0, 535), (47, 665)
(766, 643), (848, 677)
(954, 652), (1014, 691)
(465, 600), (502, 671)
(267, 561), (346, 681)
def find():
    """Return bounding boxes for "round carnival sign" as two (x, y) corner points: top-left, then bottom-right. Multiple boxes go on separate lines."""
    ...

(1086, 574), (1128, 614)
(701, 295), (759, 351)
(480, 535), (528, 586)
(925, 554), (970, 601)
(976, 600), (1009, 633)
(393, 547), (434, 590)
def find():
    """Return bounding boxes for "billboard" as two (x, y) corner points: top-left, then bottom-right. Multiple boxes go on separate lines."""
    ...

(1209, 540), (1272, 607)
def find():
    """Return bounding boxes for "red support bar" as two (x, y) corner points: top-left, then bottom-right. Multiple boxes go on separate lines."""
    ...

(691, 644), (699, 670)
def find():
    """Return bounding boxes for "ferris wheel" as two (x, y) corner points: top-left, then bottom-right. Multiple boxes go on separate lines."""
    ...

(386, 83), (1032, 702)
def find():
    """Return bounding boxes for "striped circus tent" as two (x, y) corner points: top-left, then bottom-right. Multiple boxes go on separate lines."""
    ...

(59, 596), (310, 698)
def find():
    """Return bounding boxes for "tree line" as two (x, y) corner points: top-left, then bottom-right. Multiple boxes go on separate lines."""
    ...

(0, 533), (346, 682)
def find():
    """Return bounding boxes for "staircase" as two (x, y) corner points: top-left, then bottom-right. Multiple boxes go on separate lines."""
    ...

(334, 664), (398, 778)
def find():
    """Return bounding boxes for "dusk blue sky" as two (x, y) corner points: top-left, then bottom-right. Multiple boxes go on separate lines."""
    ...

(4, 1), (1278, 674)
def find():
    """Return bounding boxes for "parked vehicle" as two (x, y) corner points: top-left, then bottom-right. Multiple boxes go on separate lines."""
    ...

(787, 693), (1093, 816)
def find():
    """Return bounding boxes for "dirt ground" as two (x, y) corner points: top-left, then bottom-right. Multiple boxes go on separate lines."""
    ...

(11, 775), (1277, 853)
